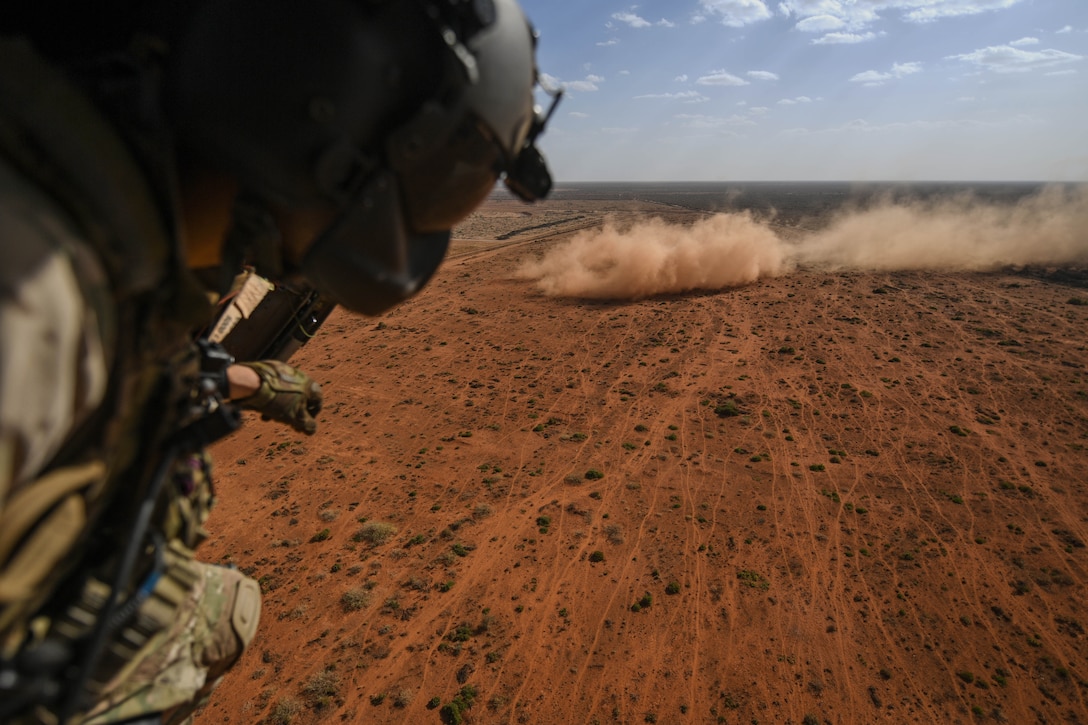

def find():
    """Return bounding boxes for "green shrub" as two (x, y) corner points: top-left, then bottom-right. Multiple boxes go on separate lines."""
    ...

(737, 570), (769, 590)
(341, 588), (370, 612)
(589, 550), (605, 563)
(353, 521), (398, 545)
(440, 685), (477, 725)
(585, 469), (604, 480)
(714, 399), (741, 418)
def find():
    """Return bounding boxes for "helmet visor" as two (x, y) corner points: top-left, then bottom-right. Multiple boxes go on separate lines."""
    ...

(395, 115), (503, 234)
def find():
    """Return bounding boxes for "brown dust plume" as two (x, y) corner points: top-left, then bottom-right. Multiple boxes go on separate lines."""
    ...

(516, 185), (1088, 299)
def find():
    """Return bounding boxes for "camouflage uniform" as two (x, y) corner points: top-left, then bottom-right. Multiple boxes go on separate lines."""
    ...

(0, 38), (259, 724)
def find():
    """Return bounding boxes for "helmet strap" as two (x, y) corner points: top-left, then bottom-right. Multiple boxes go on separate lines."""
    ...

(218, 194), (283, 295)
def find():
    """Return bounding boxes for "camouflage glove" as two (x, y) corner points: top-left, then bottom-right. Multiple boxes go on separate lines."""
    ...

(236, 360), (323, 435)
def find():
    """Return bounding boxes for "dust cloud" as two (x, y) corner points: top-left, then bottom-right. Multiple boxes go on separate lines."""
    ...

(516, 185), (1088, 300)
(514, 212), (786, 299)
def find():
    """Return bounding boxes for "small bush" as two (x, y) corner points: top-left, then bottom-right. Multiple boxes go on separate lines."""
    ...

(585, 469), (604, 480)
(440, 684), (478, 725)
(303, 668), (341, 703)
(714, 399), (741, 418)
(269, 697), (302, 725)
(589, 550), (605, 563)
(737, 570), (769, 590)
(354, 521), (398, 545)
(665, 581), (681, 595)
(341, 588), (370, 612)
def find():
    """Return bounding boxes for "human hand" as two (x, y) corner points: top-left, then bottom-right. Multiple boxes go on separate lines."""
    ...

(235, 360), (322, 435)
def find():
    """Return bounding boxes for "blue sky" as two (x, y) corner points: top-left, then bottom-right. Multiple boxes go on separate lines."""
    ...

(518, 0), (1088, 182)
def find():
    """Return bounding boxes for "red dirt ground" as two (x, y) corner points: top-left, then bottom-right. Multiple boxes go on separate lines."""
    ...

(195, 194), (1088, 724)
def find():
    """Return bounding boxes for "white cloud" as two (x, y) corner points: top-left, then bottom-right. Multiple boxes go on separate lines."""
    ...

(657, 18), (676, 27)
(597, 38), (620, 47)
(635, 90), (711, 103)
(850, 61), (922, 85)
(747, 70), (780, 81)
(566, 81), (600, 92)
(569, 111), (589, 119)
(1057, 25), (1073, 34)
(675, 74), (689, 82)
(547, 73), (605, 93)
(1045, 69), (1078, 76)
(778, 96), (813, 105)
(675, 113), (756, 129)
(778, 0), (877, 27)
(619, 70), (631, 75)
(1010, 37), (1039, 46)
(947, 45), (1084, 73)
(796, 14), (845, 32)
(612, 11), (651, 28)
(811, 31), (880, 45)
(697, 0), (773, 28)
(779, 0), (1028, 33)
(696, 69), (750, 86)
(749, 106), (770, 115)
(851, 70), (892, 85)
(902, 0), (1025, 23)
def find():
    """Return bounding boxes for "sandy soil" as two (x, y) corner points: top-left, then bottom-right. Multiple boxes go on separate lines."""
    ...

(195, 194), (1088, 724)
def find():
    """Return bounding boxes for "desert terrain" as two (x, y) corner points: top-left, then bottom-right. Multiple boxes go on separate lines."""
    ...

(196, 184), (1088, 724)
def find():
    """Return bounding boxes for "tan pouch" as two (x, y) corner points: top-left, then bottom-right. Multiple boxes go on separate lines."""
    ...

(0, 460), (105, 635)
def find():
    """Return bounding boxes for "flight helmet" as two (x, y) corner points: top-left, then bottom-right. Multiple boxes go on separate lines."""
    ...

(166, 0), (556, 314)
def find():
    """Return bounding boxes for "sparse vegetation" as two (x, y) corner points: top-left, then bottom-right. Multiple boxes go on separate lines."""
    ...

(303, 667), (341, 709)
(341, 588), (370, 612)
(269, 697), (302, 725)
(737, 570), (769, 590)
(440, 684), (478, 724)
(353, 521), (398, 545)
(206, 187), (1088, 725)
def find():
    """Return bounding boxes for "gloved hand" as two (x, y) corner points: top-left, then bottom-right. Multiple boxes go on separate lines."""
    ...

(235, 360), (323, 435)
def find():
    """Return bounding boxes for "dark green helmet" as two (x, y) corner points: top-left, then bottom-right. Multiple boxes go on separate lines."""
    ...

(166, 0), (556, 314)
